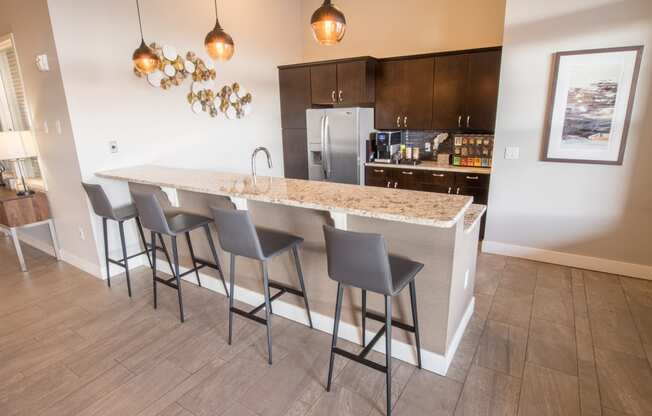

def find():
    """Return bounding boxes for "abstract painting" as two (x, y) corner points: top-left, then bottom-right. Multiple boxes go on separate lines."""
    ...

(542, 46), (643, 164)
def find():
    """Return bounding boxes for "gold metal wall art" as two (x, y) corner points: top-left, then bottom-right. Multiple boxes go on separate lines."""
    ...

(133, 44), (252, 120)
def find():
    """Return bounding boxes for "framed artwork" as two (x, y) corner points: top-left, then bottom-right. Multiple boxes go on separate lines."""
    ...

(542, 46), (643, 165)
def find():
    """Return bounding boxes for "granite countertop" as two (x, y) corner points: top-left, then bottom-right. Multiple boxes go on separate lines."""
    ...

(463, 204), (487, 233)
(365, 161), (491, 175)
(97, 165), (474, 228)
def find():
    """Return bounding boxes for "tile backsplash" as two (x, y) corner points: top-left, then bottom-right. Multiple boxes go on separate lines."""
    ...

(403, 130), (454, 159)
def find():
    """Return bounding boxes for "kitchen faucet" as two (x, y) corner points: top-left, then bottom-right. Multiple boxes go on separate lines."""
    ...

(251, 146), (272, 183)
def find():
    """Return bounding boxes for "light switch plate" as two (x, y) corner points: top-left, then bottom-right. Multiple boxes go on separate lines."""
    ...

(505, 146), (520, 160)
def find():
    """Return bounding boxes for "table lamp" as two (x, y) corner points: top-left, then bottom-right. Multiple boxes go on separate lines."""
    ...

(0, 130), (38, 196)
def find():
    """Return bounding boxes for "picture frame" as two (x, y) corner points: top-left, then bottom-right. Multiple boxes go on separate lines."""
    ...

(542, 46), (643, 165)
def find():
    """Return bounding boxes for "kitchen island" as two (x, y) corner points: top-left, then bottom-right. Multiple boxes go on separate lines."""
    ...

(97, 164), (485, 375)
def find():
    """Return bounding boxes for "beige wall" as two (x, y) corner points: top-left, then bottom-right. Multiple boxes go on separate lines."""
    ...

(45, 0), (305, 276)
(298, 0), (506, 61)
(485, 0), (652, 276)
(0, 0), (99, 272)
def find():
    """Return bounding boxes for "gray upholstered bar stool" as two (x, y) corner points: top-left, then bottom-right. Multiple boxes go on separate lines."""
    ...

(82, 182), (172, 297)
(210, 206), (313, 365)
(322, 225), (423, 416)
(131, 190), (229, 322)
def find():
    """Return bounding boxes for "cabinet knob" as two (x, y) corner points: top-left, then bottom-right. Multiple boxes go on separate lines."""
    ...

(396, 116), (401, 128)
(374, 169), (384, 173)
(458, 115), (462, 128)
(338, 90), (343, 102)
(331, 90), (336, 102)
(466, 176), (479, 180)
(404, 116), (408, 128)
(401, 171), (413, 175)
(432, 173), (445, 177)
(466, 115), (471, 128)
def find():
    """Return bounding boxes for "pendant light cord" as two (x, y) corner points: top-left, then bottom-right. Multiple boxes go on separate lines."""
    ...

(213, 0), (221, 27)
(136, 0), (145, 41)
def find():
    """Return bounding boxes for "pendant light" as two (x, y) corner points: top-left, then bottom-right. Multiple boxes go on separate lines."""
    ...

(204, 0), (234, 61)
(132, 0), (160, 74)
(311, 0), (346, 45)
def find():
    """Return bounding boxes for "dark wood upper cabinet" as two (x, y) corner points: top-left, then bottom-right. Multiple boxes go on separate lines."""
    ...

(310, 64), (337, 105)
(282, 128), (308, 180)
(375, 58), (434, 130)
(278, 67), (311, 129)
(465, 50), (501, 132)
(433, 54), (468, 130)
(432, 50), (501, 131)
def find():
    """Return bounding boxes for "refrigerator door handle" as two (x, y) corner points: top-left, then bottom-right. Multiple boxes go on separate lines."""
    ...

(320, 115), (327, 179)
(324, 116), (332, 179)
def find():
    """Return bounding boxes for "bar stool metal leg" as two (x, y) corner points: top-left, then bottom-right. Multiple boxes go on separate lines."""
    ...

(203, 225), (229, 297)
(185, 231), (202, 287)
(361, 289), (367, 346)
(327, 282), (344, 392)
(118, 221), (132, 297)
(409, 281), (422, 369)
(158, 235), (173, 274)
(385, 296), (393, 416)
(171, 236), (184, 322)
(151, 231), (158, 309)
(261, 260), (273, 365)
(228, 253), (236, 345)
(292, 246), (313, 329)
(103, 218), (110, 287)
(135, 216), (152, 268)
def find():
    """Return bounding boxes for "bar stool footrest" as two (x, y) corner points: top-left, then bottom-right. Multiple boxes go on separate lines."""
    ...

(366, 310), (416, 333)
(332, 347), (387, 373)
(179, 265), (206, 278)
(154, 275), (179, 290)
(193, 256), (223, 272)
(231, 306), (268, 326)
(268, 280), (304, 297)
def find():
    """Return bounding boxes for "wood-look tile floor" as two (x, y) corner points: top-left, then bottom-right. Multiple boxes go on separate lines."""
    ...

(1, 236), (651, 416)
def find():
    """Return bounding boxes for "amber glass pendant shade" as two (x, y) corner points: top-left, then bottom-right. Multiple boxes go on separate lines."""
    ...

(132, 0), (159, 74)
(133, 39), (160, 74)
(311, 0), (346, 45)
(205, 0), (234, 61)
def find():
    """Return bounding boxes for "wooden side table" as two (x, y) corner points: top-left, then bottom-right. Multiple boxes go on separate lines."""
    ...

(0, 188), (61, 271)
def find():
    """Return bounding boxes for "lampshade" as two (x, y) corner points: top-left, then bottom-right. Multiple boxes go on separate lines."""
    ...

(0, 130), (38, 160)
(311, 0), (346, 45)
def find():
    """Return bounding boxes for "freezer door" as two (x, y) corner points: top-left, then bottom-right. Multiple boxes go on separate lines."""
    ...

(324, 108), (359, 184)
(306, 109), (325, 144)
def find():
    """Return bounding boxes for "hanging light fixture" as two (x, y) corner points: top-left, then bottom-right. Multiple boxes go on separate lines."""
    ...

(204, 0), (234, 61)
(132, 0), (160, 74)
(311, 0), (346, 45)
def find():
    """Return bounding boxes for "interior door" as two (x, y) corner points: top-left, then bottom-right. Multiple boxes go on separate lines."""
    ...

(324, 109), (359, 184)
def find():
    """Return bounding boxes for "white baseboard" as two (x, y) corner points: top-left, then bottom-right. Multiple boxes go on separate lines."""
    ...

(156, 262), (474, 376)
(482, 240), (652, 280)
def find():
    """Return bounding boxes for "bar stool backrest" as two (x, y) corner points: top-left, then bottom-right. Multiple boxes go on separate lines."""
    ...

(131, 190), (173, 235)
(82, 182), (115, 220)
(323, 225), (394, 295)
(210, 207), (264, 260)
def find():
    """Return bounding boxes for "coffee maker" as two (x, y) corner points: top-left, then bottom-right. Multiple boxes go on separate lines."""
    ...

(370, 131), (401, 163)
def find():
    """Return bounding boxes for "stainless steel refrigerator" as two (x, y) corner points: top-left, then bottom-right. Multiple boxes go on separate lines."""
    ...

(306, 108), (374, 185)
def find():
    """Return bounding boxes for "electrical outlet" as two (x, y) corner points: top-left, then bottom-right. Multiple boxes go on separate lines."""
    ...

(464, 269), (469, 290)
(505, 146), (520, 160)
(78, 227), (86, 241)
(109, 140), (119, 154)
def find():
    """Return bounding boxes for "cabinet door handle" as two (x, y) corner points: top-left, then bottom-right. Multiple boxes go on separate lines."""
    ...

(456, 187), (461, 194)
(466, 176), (479, 180)
(331, 90), (336, 102)
(458, 115), (462, 128)
(396, 116), (401, 128)
(447, 186), (452, 194)
(401, 171), (413, 175)
(432, 173), (445, 177)
(466, 115), (471, 128)
(338, 90), (343, 102)
(374, 169), (384, 173)
(387, 181), (391, 188)
(394, 182), (398, 188)
(404, 116), (408, 128)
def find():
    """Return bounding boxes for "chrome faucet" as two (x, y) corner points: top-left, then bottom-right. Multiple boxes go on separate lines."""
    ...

(251, 146), (272, 182)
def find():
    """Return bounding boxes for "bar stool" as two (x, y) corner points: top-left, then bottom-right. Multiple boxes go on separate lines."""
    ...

(210, 206), (313, 365)
(131, 190), (229, 322)
(322, 225), (423, 416)
(82, 182), (172, 297)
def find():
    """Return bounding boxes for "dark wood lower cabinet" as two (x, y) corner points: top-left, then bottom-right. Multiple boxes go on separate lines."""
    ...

(282, 129), (308, 180)
(365, 166), (489, 238)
